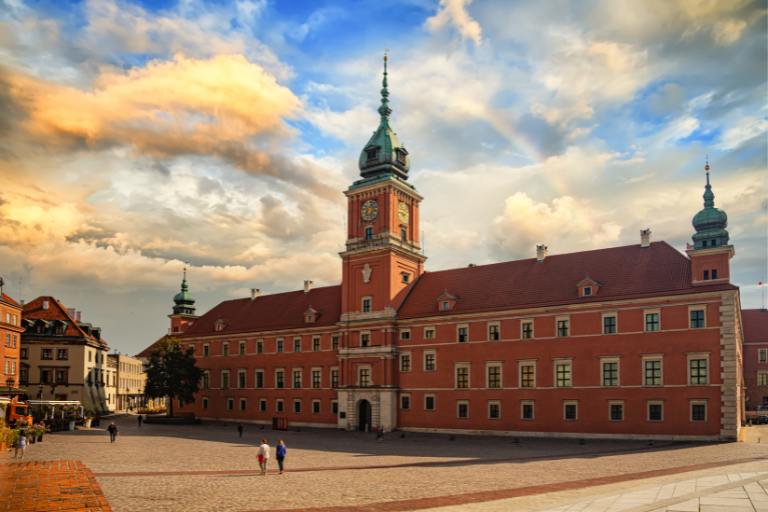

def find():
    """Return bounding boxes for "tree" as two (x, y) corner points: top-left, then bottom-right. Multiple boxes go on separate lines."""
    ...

(144, 337), (203, 417)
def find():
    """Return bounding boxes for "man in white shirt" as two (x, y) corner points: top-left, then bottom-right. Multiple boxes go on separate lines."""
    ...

(258, 439), (270, 475)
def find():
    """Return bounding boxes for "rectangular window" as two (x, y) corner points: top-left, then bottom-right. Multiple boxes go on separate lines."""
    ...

(362, 298), (372, 313)
(645, 312), (660, 332)
(256, 340), (264, 354)
(293, 400), (301, 414)
(293, 337), (302, 352)
(689, 357), (708, 385)
(221, 371), (230, 390)
(758, 372), (768, 386)
(332, 335), (339, 350)
(521, 320), (534, 339)
(360, 333), (370, 347)
(255, 370), (264, 389)
(331, 401), (339, 415)
(276, 399), (284, 413)
(648, 402), (663, 421)
(712, 269), (718, 279)
(488, 323), (500, 341)
(400, 329), (411, 340)
(703, 269), (710, 280)
(202, 397), (209, 410)
(259, 399), (267, 412)
(519, 363), (535, 388)
(400, 394), (411, 410)
(41, 348), (52, 360)
(556, 318), (569, 337)
(239, 341), (246, 355)
(292, 369), (302, 389)
(312, 400), (321, 414)
(20, 348), (27, 360)
(202, 372), (210, 389)
(222, 342), (229, 356)
(609, 402), (624, 421)
(521, 401), (534, 420)
(275, 370), (285, 389)
(486, 364), (502, 389)
(555, 361), (572, 387)
(55, 368), (67, 384)
(312, 369), (321, 388)
(455, 365), (470, 388)
(400, 353), (411, 372)
(239, 398), (247, 411)
(564, 401), (578, 421)
(203, 344), (210, 357)
(276, 338), (284, 353)
(227, 398), (234, 411)
(424, 351), (436, 371)
(690, 309), (705, 329)
(457, 326), (468, 343)
(457, 401), (469, 419)
(330, 368), (339, 388)
(238, 370), (247, 389)
(603, 315), (617, 334)
(56, 348), (68, 360)
(488, 401), (501, 419)
(601, 360), (619, 387)
(424, 327), (435, 339)
(312, 337), (321, 352)
(359, 367), (371, 387)
(424, 395), (435, 411)
(759, 349), (768, 363)
(691, 401), (706, 421)
(644, 359), (663, 386)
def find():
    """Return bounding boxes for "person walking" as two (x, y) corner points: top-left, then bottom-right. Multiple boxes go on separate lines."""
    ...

(137, 414), (143, 428)
(237, 423), (243, 438)
(107, 422), (118, 443)
(13, 429), (27, 459)
(257, 438), (270, 475)
(275, 439), (287, 474)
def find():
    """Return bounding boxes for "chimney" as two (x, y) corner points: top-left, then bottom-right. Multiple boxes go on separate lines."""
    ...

(536, 244), (548, 262)
(250, 288), (260, 301)
(76, 311), (82, 322)
(640, 228), (651, 248)
(67, 308), (76, 318)
(303, 280), (314, 294)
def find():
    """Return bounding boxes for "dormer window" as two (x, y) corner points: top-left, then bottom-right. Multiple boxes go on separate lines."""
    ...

(437, 290), (457, 312)
(366, 147), (379, 162)
(304, 306), (318, 324)
(214, 319), (226, 332)
(577, 277), (600, 298)
(583, 286), (592, 297)
(441, 301), (450, 311)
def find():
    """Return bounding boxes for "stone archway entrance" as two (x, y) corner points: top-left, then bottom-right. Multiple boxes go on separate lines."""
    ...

(357, 399), (372, 431)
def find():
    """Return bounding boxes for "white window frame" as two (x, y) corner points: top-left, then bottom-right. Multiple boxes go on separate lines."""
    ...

(360, 331), (371, 347)
(456, 400), (469, 419)
(226, 398), (234, 411)
(600, 357), (620, 387)
(563, 400), (578, 421)
(400, 393), (411, 410)
(687, 353), (710, 385)
(759, 348), (768, 364)
(330, 367), (339, 388)
(222, 341), (230, 356)
(487, 321), (501, 341)
(221, 370), (230, 390)
(520, 319), (534, 339)
(237, 369), (247, 389)
(259, 399), (267, 412)
(254, 369), (264, 389)
(312, 336), (321, 352)
(758, 371), (768, 386)
(555, 316), (570, 337)
(423, 350), (437, 372)
(275, 399), (284, 413)
(293, 336), (302, 352)
(485, 361), (503, 389)
(239, 340), (246, 355)
(602, 312), (618, 334)
(647, 400), (664, 422)
(361, 296), (372, 313)
(311, 367), (322, 389)
(690, 400), (707, 422)
(457, 324), (469, 343)
(424, 327), (436, 340)
(424, 394), (436, 411)
(644, 309), (661, 332)
(399, 352), (412, 372)
(276, 337), (284, 353)
(518, 360), (536, 388)
(455, 362), (471, 389)
(688, 305), (707, 329)
(239, 398), (247, 411)
(331, 400), (338, 415)
(487, 400), (501, 420)
(203, 344), (210, 357)
(357, 365), (373, 387)
(400, 329), (411, 341)
(293, 399), (302, 414)
(312, 399), (321, 414)
(608, 400), (624, 421)
(554, 359), (572, 388)
(520, 400), (535, 420)
(642, 356), (664, 386)
(292, 368), (303, 389)
(275, 368), (285, 389)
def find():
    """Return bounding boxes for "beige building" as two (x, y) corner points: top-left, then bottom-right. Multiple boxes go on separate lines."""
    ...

(109, 353), (146, 411)
(20, 296), (112, 415)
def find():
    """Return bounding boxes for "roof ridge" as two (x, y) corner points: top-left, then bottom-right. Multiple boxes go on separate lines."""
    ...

(222, 284), (342, 304)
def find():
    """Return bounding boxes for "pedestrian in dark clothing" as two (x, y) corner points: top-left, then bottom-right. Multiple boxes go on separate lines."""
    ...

(137, 415), (143, 428)
(107, 422), (118, 443)
(276, 439), (287, 474)
(237, 423), (243, 438)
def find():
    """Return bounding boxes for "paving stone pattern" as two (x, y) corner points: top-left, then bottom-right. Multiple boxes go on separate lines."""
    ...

(4, 417), (768, 511)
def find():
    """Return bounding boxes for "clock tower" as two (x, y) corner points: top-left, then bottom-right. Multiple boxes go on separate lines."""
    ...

(337, 55), (425, 432)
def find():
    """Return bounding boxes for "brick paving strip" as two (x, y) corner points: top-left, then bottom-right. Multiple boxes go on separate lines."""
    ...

(250, 457), (766, 512)
(91, 441), (685, 478)
(0, 460), (111, 512)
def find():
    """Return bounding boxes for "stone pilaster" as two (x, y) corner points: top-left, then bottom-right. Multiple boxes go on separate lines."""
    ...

(719, 290), (743, 440)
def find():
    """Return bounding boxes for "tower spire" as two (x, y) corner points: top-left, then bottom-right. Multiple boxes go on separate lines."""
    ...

(703, 157), (714, 208)
(378, 50), (391, 123)
(181, 265), (189, 293)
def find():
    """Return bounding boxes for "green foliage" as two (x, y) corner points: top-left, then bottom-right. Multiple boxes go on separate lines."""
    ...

(144, 337), (203, 417)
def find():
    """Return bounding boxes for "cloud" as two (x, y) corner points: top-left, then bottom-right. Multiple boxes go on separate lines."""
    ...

(425, 0), (483, 46)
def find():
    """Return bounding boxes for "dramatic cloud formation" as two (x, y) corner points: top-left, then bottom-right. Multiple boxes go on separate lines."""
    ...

(425, 0), (483, 46)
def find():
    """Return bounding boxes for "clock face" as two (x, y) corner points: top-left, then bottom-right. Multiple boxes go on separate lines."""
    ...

(398, 202), (409, 224)
(361, 199), (378, 221)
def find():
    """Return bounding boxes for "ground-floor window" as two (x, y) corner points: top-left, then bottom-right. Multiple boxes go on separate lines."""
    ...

(648, 401), (663, 421)
(488, 401), (500, 419)
(564, 401), (578, 421)
(609, 402), (624, 421)
(259, 399), (267, 412)
(276, 399), (284, 413)
(690, 401), (707, 421)
(202, 397), (208, 410)
(331, 400), (338, 415)
(400, 394), (411, 410)
(521, 400), (534, 420)
(227, 398), (234, 411)
(424, 395), (435, 411)
(457, 400), (469, 419)
(239, 398), (247, 411)
(312, 400), (321, 414)
(293, 399), (302, 414)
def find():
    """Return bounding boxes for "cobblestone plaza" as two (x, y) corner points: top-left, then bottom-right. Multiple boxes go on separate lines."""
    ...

(3, 416), (768, 511)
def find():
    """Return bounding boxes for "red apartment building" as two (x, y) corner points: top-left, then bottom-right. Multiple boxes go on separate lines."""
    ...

(743, 309), (768, 409)
(145, 58), (746, 441)
(0, 288), (23, 388)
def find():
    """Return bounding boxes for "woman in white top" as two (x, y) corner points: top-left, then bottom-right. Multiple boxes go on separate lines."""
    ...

(257, 439), (270, 475)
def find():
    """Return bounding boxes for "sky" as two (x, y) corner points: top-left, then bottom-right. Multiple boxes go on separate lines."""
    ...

(0, 0), (766, 355)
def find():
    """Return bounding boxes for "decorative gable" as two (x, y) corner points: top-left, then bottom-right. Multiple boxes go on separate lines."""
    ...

(304, 306), (319, 324)
(436, 289), (458, 312)
(576, 276), (600, 298)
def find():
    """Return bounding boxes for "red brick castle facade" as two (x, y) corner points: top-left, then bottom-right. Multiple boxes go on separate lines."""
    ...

(148, 58), (746, 441)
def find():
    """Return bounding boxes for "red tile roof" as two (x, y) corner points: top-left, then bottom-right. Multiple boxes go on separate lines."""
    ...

(397, 242), (737, 318)
(0, 293), (20, 307)
(743, 309), (768, 343)
(23, 296), (108, 347)
(180, 285), (341, 337)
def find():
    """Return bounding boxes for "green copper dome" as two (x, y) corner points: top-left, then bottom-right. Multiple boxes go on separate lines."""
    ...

(173, 267), (196, 316)
(691, 163), (729, 249)
(358, 54), (410, 181)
